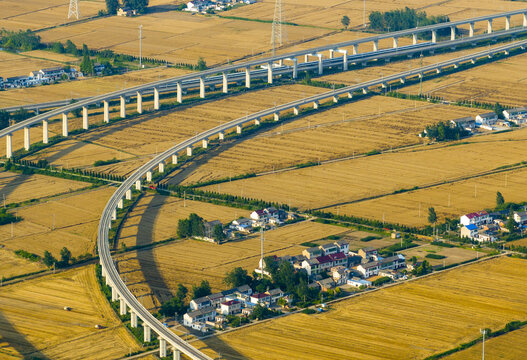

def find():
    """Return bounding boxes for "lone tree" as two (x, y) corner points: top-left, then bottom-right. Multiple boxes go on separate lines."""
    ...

(496, 191), (505, 206)
(191, 280), (211, 299)
(428, 207), (437, 224)
(341, 15), (350, 28)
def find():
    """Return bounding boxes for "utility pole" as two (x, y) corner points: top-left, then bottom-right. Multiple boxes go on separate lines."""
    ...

(139, 25), (143, 69)
(363, 0), (366, 27)
(480, 329), (486, 360)
(260, 228), (264, 280)
(419, 53), (424, 96)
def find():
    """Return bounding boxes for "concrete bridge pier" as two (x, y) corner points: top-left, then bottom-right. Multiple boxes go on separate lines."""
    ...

(135, 180), (141, 190)
(117, 198), (123, 209)
(62, 113), (68, 137)
(126, 189), (132, 200)
(289, 58), (298, 79)
(154, 87), (160, 110)
(267, 63), (273, 84)
(5, 134), (12, 158)
(329, 49), (334, 59)
(187, 146), (193, 156)
(432, 30), (437, 43)
(400, 77), (406, 83)
(352, 44), (358, 55)
(159, 339), (167, 358)
(347, 92), (353, 99)
(42, 120), (48, 144)
(112, 209), (117, 220)
(144, 324), (151, 342)
(159, 162), (165, 173)
(24, 126), (30, 151)
(245, 67), (251, 88)
(392, 37), (398, 48)
(313, 101), (319, 109)
(254, 118), (261, 125)
(373, 40), (378, 52)
(218, 132), (224, 140)
(506, 16), (511, 30)
(293, 106), (299, 115)
(487, 19), (493, 34)
(222, 72), (228, 94)
(119, 297), (126, 315)
(317, 54), (323, 75)
(274, 112), (280, 121)
(304, 54), (309, 63)
(471, 58), (476, 64)
(200, 77), (206, 98)
(412, 33), (417, 45)
(451, 26), (456, 41)
(236, 125), (242, 134)
(436, 68), (441, 74)
(172, 155), (178, 164)
(453, 63), (459, 69)
(146, 171), (152, 182)
(103, 101), (110, 123)
(130, 311), (138, 328)
(332, 95), (339, 103)
(111, 286), (118, 301)
(120, 96), (126, 118)
(523, 13), (527, 27)
(338, 50), (348, 71)
(137, 92), (143, 114)
(362, 88), (368, 94)
(176, 82), (183, 103)
(82, 106), (89, 129)
(469, 22), (475, 37)
(173, 347), (181, 360)
(202, 139), (208, 148)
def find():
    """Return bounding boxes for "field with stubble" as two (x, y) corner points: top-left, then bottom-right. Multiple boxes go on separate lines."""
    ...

(180, 97), (478, 184)
(0, 187), (114, 258)
(116, 219), (347, 309)
(0, 265), (140, 360)
(206, 257), (527, 360)
(199, 127), (527, 210)
(24, 84), (326, 175)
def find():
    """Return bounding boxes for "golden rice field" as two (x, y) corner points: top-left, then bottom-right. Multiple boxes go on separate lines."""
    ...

(403, 52), (527, 107)
(206, 256), (527, 360)
(444, 326), (527, 359)
(0, 265), (140, 360)
(227, 0), (525, 29)
(116, 217), (346, 309)
(329, 165), (527, 227)
(0, 187), (114, 258)
(38, 11), (331, 66)
(508, 237), (527, 248)
(23, 84), (326, 174)
(199, 127), (527, 210)
(0, 66), (191, 108)
(180, 97), (479, 184)
(0, 247), (46, 280)
(0, 170), (90, 204)
(400, 244), (478, 267)
(0, 0), (105, 31)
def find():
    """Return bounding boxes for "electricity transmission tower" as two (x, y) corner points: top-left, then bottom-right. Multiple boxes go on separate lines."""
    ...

(271, 0), (287, 55)
(68, 0), (80, 20)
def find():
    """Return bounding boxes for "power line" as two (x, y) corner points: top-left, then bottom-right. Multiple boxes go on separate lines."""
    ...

(68, 0), (80, 20)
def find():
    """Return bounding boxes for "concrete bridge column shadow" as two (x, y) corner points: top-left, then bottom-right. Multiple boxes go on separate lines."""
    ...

(0, 311), (50, 360)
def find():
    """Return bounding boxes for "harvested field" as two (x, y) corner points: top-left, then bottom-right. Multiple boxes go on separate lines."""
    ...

(0, 0), (105, 31)
(116, 219), (346, 309)
(0, 66), (191, 108)
(180, 97), (479, 184)
(0, 265), (140, 359)
(118, 194), (243, 248)
(226, 0), (525, 29)
(444, 326), (527, 360)
(199, 128), (527, 210)
(402, 52), (527, 107)
(207, 256), (527, 360)
(0, 170), (90, 205)
(0, 187), (114, 258)
(38, 12), (330, 65)
(25, 84), (326, 175)
(0, 247), (46, 280)
(400, 244), (477, 267)
(0, 50), (62, 78)
(328, 165), (527, 227)
(509, 238), (527, 247)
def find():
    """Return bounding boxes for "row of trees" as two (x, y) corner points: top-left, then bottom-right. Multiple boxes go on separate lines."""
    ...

(421, 121), (469, 141)
(0, 29), (41, 51)
(369, 7), (450, 33)
(105, 0), (149, 15)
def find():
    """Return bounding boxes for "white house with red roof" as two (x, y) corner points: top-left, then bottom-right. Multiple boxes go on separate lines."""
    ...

(460, 211), (491, 227)
(220, 300), (241, 315)
(250, 293), (271, 305)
